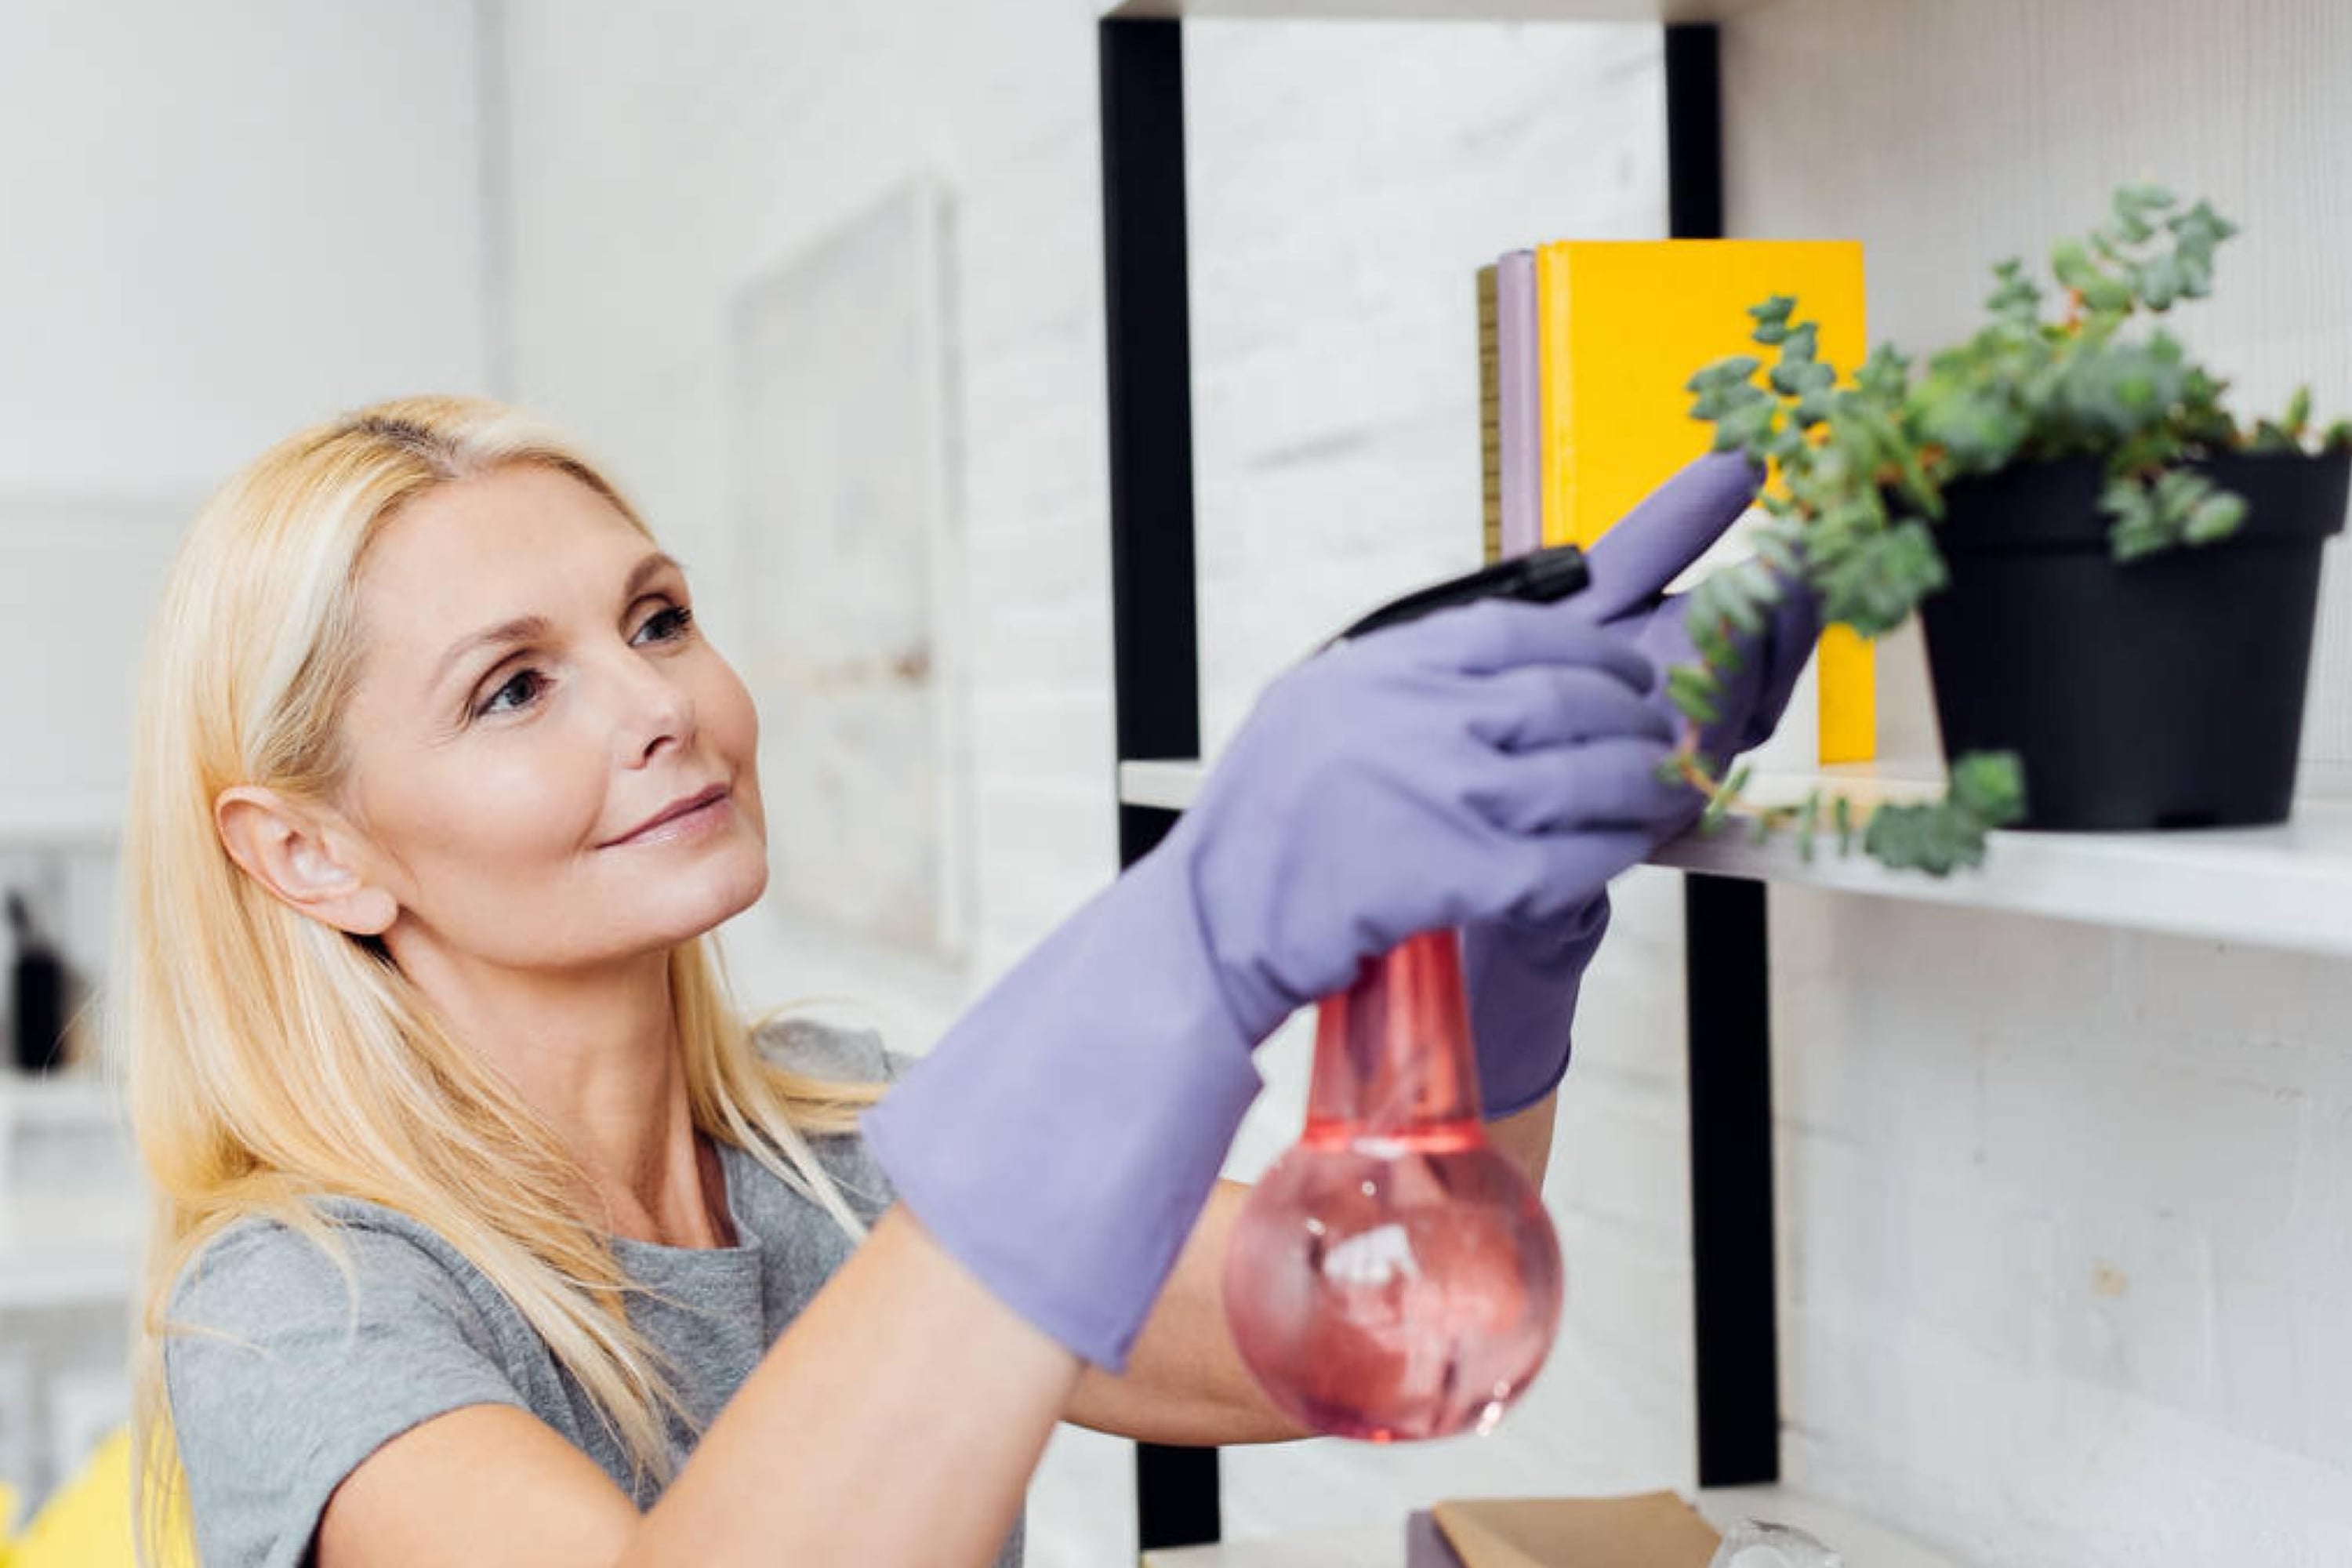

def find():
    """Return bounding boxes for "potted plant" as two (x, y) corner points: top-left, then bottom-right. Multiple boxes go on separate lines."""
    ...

(1670, 183), (2352, 874)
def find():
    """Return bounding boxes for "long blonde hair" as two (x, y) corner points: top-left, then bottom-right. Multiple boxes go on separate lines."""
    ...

(121, 394), (878, 1558)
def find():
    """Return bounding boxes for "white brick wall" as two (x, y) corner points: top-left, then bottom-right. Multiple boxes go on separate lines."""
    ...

(0, 0), (489, 936)
(496, 2), (2352, 1563)
(0, 0), (489, 1505)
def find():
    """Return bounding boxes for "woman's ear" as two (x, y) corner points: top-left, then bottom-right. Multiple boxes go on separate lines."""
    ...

(214, 786), (399, 936)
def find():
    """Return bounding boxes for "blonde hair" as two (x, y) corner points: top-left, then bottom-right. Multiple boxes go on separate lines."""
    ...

(120, 394), (879, 1559)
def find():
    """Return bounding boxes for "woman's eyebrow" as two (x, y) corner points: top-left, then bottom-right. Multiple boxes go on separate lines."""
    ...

(622, 551), (683, 600)
(430, 615), (550, 693)
(427, 554), (682, 694)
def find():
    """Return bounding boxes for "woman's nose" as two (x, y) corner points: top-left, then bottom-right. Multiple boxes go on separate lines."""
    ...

(607, 652), (696, 765)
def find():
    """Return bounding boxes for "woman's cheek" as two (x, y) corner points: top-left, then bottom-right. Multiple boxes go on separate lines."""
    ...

(463, 738), (606, 861)
(706, 657), (766, 831)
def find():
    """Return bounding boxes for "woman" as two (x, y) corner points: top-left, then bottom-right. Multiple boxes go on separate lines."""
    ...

(125, 395), (1809, 1567)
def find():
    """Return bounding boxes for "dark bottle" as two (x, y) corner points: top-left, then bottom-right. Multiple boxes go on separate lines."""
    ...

(8, 891), (66, 1074)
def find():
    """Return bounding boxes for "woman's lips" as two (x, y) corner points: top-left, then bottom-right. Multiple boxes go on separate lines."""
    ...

(604, 784), (732, 848)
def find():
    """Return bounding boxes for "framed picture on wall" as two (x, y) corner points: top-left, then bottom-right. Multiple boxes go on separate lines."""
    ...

(730, 175), (972, 965)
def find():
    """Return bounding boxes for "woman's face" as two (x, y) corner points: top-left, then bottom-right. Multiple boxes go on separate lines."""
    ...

(335, 463), (768, 974)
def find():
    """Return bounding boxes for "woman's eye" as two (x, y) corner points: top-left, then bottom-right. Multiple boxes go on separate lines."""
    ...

(477, 668), (546, 718)
(634, 604), (694, 645)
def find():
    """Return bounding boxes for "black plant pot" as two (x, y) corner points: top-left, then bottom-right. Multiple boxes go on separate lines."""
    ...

(1918, 451), (2350, 831)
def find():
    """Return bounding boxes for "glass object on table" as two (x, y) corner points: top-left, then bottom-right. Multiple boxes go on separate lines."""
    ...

(1708, 1520), (1845, 1568)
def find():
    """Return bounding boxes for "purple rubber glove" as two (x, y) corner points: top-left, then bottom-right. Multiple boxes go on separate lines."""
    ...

(862, 602), (1694, 1369)
(1465, 452), (1822, 1117)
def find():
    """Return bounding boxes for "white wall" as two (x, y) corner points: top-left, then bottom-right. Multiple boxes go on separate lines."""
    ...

(1729, 2), (2352, 1560)
(0, 0), (492, 983)
(492, 2), (2352, 1563)
(0, 0), (491, 1507)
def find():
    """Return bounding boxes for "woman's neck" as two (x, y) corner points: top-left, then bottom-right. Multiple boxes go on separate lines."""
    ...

(397, 942), (732, 1249)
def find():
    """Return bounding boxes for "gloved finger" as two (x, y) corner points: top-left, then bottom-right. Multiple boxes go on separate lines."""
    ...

(1639, 568), (1824, 758)
(1734, 574), (1824, 751)
(1465, 665), (1675, 752)
(1501, 829), (1659, 925)
(1468, 736), (1694, 835)
(1405, 597), (1657, 688)
(1573, 452), (1766, 624)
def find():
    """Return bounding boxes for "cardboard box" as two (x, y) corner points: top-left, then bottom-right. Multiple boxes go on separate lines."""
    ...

(1408, 1493), (1724, 1568)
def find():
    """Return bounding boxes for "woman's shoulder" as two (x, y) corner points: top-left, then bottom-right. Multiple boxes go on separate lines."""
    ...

(162, 1202), (542, 1568)
(749, 1011), (915, 1086)
(167, 1196), (510, 1347)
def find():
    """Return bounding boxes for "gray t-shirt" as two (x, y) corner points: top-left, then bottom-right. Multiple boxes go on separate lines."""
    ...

(165, 1019), (1024, 1568)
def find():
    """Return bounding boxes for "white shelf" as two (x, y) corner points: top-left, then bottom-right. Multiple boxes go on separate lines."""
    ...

(1121, 759), (1213, 811)
(0, 1073), (122, 1131)
(1142, 1485), (1962, 1566)
(1118, 759), (2352, 957)
(1106, 0), (1783, 23)
(1145, 1526), (1394, 1567)
(0, 1191), (143, 1310)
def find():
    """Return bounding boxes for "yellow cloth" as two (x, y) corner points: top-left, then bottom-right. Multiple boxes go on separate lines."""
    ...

(0, 1428), (194, 1568)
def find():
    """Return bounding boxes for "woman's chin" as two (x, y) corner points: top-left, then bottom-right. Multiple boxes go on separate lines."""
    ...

(617, 842), (771, 953)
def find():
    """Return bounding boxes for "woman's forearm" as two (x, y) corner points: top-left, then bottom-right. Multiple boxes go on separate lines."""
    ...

(622, 1205), (1078, 1568)
(1489, 1089), (1559, 1186)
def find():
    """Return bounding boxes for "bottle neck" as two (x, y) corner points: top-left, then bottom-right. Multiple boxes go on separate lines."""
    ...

(1303, 927), (1485, 1142)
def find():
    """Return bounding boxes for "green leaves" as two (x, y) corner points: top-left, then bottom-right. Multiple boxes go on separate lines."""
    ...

(2053, 238), (2137, 314)
(1748, 295), (1798, 346)
(1661, 183), (2330, 876)
(1860, 751), (2027, 876)
(2251, 385), (2315, 453)
(1667, 662), (1721, 725)
(1813, 519), (1948, 636)
(2102, 467), (2249, 561)
(1985, 259), (2042, 326)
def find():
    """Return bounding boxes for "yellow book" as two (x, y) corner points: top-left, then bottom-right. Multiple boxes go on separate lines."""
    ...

(1534, 239), (1875, 764)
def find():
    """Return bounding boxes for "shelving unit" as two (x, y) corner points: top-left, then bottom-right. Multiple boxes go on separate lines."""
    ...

(1142, 1483), (1962, 1566)
(0, 1073), (142, 1310)
(1098, 0), (2350, 1560)
(1123, 759), (2352, 959)
(0, 1192), (143, 1311)
(1097, 0), (1782, 1554)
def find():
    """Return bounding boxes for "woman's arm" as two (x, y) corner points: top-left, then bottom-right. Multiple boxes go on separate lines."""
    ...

(1487, 1090), (1559, 1183)
(1065, 1090), (1559, 1446)
(321, 1087), (1568, 1568)
(319, 1205), (1077, 1568)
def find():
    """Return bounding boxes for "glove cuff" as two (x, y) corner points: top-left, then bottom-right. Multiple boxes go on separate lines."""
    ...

(862, 847), (1264, 1370)
(1464, 894), (1611, 1119)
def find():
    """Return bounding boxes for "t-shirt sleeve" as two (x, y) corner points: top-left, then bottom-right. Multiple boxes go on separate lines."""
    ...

(752, 1012), (913, 1086)
(750, 1014), (912, 1224)
(164, 1217), (531, 1568)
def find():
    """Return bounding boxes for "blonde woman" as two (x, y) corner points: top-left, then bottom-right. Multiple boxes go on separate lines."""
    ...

(125, 395), (1809, 1567)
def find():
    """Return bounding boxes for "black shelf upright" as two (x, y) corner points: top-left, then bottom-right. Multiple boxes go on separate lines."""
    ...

(1099, 15), (1223, 1552)
(1095, 10), (1780, 1555)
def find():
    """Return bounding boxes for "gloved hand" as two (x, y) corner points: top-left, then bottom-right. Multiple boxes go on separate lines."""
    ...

(1465, 452), (1822, 1118)
(863, 601), (1693, 1369)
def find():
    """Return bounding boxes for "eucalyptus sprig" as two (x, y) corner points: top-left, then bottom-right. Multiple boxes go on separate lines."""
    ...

(1664, 184), (2350, 875)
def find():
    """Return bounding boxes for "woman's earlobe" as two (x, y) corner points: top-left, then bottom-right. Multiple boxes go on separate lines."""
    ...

(215, 786), (398, 937)
(340, 884), (399, 937)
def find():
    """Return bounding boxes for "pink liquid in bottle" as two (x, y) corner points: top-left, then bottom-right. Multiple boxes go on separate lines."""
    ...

(1222, 928), (1564, 1443)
